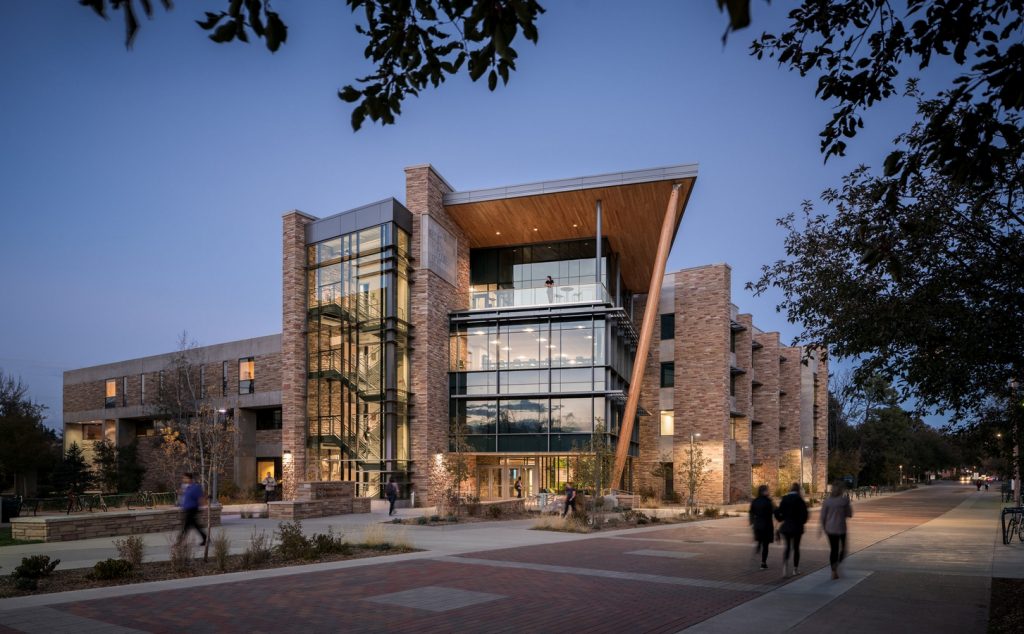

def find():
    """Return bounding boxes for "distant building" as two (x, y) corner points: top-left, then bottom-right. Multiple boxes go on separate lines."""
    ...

(62, 163), (828, 503)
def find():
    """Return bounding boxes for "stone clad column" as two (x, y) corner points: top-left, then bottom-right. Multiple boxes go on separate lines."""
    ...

(282, 210), (316, 500)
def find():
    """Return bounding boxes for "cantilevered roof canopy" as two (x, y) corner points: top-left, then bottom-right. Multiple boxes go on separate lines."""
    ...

(442, 164), (698, 292)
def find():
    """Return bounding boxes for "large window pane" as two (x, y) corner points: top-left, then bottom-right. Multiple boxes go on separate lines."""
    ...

(464, 372), (496, 395)
(552, 368), (592, 392)
(555, 321), (592, 367)
(552, 397), (592, 433)
(465, 327), (496, 371)
(498, 399), (548, 433)
(498, 435), (548, 452)
(500, 370), (545, 394)
(451, 400), (496, 434)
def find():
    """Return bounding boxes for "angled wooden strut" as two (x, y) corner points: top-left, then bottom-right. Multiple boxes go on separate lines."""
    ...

(610, 183), (685, 490)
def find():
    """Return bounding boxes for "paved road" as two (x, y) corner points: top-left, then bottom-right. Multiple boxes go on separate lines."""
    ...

(2, 482), (1022, 633)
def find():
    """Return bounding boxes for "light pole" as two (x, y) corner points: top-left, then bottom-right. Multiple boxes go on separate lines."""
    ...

(898, 464), (903, 487)
(800, 445), (809, 495)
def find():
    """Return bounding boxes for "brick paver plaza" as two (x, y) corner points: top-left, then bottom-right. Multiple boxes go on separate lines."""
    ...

(2, 483), (1023, 633)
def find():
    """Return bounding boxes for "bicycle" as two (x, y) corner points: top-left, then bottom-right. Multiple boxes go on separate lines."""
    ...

(1001, 507), (1024, 545)
(126, 491), (156, 510)
(65, 492), (84, 515)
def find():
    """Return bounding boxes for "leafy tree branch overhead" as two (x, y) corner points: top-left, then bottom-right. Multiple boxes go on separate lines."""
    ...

(80, 0), (762, 131)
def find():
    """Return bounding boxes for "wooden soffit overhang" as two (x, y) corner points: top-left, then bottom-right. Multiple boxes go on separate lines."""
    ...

(443, 164), (698, 292)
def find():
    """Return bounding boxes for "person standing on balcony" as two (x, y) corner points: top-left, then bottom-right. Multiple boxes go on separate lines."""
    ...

(545, 275), (555, 303)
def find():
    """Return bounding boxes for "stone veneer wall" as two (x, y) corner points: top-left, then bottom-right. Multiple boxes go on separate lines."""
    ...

(778, 346), (803, 491)
(751, 331), (782, 490)
(267, 480), (370, 520)
(730, 314), (754, 502)
(281, 211), (315, 500)
(633, 293), (664, 497)
(813, 352), (830, 495)
(11, 507), (221, 543)
(675, 265), (731, 504)
(405, 165), (470, 506)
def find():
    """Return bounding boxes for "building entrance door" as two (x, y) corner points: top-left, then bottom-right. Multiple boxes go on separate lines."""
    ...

(478, 464), (538, 499)
(477, 466), (504, 500)
(507, 466), (536, 498)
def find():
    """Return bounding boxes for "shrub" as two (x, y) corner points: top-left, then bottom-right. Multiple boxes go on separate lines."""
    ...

(361, 523), (393, 550)
(275, 521), (314, 560)
(650, 515), (661, 523)
(113, 535), (144, 569)
(465, 495), (481, 516)
(445, 514), (458, 523)
(391, 517), (402, 524)
(167, 536), (194, 574)
(531, 515), (591, 534)
(11, 555), (60, 590)
(416, 515), (429, 525)
(429, 514), (441, 522)
(212, 530), (231, 572)
(702, 506), (721, 518)
(241, 528), (272, 569)
(487, 505), (503, 519)
(91, 558), (133, 580)
(311, 527), (350, 556)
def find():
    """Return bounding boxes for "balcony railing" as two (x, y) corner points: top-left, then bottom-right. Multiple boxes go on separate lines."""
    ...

(468, 283), (611, 311)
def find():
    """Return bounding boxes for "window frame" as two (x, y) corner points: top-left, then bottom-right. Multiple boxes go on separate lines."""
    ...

(239, 357), (255, 395)
(660, 313), (675, 340)
(660, 362), (675, 388)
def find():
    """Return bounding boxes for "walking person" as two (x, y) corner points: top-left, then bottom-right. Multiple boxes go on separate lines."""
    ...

(562, 482), (577, 518)
(514, 476), (523, 499)
(749, 485), (776, 570)
(261, 471), (276, 503)
(820, 479), (853, 579)
(386, 477), (399, 516)
(178, 472), (207, 546)
(775, 483), (809, 577)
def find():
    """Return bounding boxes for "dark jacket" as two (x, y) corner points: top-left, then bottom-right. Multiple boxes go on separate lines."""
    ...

(749, 495), (775, 542)
(774, 492), (809, 535)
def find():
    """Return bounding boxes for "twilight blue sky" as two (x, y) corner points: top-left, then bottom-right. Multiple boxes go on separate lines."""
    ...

(0, 1), (954, 427)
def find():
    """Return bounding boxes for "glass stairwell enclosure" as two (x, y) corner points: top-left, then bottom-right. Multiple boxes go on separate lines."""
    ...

(306, 223), (411, 497)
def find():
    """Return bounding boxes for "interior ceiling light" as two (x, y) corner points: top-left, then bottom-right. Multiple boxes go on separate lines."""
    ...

(496, 231), (501, 235)
(524, 327), (535, 332)
(573, 223), (578, 228)
(533, 228), (538, 232)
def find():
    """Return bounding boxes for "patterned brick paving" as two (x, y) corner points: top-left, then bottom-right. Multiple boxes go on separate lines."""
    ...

(33, 488), (970, 633)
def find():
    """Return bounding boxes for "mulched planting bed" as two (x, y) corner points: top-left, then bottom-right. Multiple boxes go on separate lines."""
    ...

(390, 511), (534, 526)
(0, 544), (418, 599)
(989, 577), (1024, 634)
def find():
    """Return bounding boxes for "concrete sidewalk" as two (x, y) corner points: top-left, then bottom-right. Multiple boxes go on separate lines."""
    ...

(685, 485), (1024, 632)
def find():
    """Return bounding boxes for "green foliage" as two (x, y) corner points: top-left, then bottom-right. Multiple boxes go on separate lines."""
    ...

(311, 528), (351, 556)
(116, 440), (146, 493)
(113, 535), (145, 569)
(486, 505), (503, 519)
(92, 438), (120, 493)
(11, 555), (59, 590)
(702, 506), (721, 518)
(212, 530), (231, 572)
(91, 558), (133, 580)
(416, 515), (429, 525)
(53, 442), (94, 494)
(275, 520), (314, 560)
(0, 370), (59, 496)
(241, 528), (272, 569)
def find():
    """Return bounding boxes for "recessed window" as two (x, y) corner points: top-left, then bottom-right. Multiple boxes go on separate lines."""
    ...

(239, 357), (255, 394)
(660, 362), (675, 388)
(222, 361), (229, 397)
(660, 411), (674, 436)
(122, 376), (128, 407)
(660, 314), (675, 340)
(105, 379), (117, 408)
(730, 374), (737, 397)
(256, 409), (282, 431)
(140, 374), (145, 406)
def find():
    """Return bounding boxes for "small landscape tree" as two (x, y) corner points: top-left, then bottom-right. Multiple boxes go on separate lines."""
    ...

(680, 439), (712, 515)
(53, 443), (94, 495)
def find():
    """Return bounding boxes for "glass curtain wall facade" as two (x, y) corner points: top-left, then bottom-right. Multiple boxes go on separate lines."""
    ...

(450, 240), (638, 495)
(306, 223), (411, 497)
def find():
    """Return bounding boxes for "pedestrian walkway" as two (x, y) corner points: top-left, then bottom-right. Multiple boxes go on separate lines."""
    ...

(1, 483), (1019, 632)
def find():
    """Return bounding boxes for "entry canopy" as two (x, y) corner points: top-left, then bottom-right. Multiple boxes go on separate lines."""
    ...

(443, 163), (698, 293)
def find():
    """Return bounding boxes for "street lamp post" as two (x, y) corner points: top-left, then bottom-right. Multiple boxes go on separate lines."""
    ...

(898, 464), (903, 487)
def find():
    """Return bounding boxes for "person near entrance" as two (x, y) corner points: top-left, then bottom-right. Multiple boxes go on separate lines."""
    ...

(514, 476), (523, 498)
(178, 472), (207, 546)
(562, 482), (577, 517)
(261, 472), (276, 503)
(386, 477), (399, 516)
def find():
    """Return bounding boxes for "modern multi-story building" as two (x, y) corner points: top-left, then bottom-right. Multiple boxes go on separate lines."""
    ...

(62, 162), (828, 505)
(633, 265), (828, 504)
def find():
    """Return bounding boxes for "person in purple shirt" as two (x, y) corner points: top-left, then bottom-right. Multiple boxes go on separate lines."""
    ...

(179, 472), (207, 546)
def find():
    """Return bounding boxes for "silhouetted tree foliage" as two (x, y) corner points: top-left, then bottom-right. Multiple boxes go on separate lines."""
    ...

(53, 443), (95, 494)
(0, 370), (60, 496)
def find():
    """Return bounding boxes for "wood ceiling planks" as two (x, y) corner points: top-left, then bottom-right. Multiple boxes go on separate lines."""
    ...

(444, 177), (695, 293)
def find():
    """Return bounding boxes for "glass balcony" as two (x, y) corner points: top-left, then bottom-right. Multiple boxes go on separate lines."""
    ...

(468, 283), (611, 311)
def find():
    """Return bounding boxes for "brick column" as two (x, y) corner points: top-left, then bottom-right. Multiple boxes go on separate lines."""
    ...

(813, 351), (829, 496)
(404, 164), (468, 506)
(282, 210), (315, 500)
(778, 346), (803, 494)
(752, 331), (781, 491)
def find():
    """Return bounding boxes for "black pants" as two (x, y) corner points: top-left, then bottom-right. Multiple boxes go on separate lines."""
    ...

(827, 533), (846, 568)
(783, 532), (802, 568)
(563, 499), (575, 517)
(181, 508), (207, 543)
(264, 489), (273, 503)
(388, 497), (396, 516)
(756, 539), (771, 564)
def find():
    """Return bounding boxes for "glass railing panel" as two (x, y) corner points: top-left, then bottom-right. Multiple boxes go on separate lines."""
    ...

(467, 283), (611, 311)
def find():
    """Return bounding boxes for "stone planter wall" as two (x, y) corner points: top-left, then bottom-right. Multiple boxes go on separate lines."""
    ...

(10, 507), (221, 543)
(268, 480), (371, 520)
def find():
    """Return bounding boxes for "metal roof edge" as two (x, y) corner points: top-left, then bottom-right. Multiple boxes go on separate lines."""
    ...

(442, 162), (699, 206)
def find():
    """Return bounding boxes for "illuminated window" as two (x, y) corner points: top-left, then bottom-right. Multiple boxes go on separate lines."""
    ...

(239, 357), (255, 394)
(105, 379), (117, 408)
(82, 422), (103, 441)
(660, 411), (674, 436)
